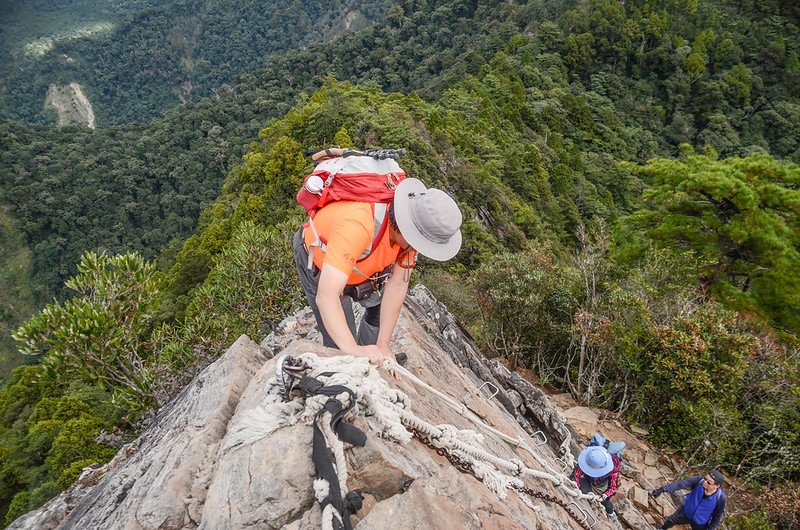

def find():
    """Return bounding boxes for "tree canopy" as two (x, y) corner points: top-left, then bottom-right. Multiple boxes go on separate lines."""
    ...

(0, 0), (799, 526)
(620, 152), (800, 332)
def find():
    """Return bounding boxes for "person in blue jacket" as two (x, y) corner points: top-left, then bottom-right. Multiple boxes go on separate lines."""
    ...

(650, 470), (727, 530)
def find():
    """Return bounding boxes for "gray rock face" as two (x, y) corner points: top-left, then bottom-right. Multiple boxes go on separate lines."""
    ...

(11, 286), (654, 530)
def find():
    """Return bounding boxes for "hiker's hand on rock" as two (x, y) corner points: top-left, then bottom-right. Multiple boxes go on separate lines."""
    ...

(351, 344), (386, 366)
(377, 343), (401, 381)
(650, 488), (662, 499)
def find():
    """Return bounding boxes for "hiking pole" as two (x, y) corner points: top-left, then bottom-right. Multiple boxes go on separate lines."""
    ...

(306, 147), (407, 163)
(348, 148), (406, 160)
(306, 147), (346, 162)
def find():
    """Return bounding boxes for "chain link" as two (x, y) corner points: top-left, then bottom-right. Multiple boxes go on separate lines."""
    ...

(408, 426), (476, 474)
(408, 427), (593, 530)
(514, 483), (593, 530)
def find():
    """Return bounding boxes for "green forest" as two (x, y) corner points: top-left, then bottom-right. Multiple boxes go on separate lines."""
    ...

(0, 0), (390, 124)
(1, 0), (799, 526)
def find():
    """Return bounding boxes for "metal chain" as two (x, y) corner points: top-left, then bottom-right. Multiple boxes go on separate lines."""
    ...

(514, 483), (593, 530)
(408, 426), (476, 475)
(275, 355), (311, 402)
(408, 427), (593, 530)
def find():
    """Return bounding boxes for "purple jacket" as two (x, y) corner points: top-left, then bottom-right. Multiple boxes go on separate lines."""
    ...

(662, 476), (726, 529)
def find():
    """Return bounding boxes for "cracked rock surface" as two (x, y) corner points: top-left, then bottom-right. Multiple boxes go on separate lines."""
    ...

(10, 286), (658, 529)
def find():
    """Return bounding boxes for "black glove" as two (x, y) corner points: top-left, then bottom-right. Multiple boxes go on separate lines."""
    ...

(650, 488), (663, 499)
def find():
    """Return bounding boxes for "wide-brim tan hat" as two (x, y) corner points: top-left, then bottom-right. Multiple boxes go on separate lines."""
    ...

(393, 178), (463, 261)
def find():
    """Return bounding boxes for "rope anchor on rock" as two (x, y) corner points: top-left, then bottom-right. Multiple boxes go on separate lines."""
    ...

(273, 353), (602, 529)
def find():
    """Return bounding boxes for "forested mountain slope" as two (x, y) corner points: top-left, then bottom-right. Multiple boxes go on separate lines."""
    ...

(4, 76), (798, 527)
(2, 0), (798, 303)
(0, 210), (36, 379)
(0, 0), (528, 377)
(0, 0), (391, 125)
(0, 1), (799, 525)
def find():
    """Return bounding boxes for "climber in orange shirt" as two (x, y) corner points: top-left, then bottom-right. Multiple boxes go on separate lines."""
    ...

(293, 178), (463, 367)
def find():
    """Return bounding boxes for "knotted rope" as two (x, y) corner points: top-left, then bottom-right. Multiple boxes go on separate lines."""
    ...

(379, 358), (584, 498)
(268, 353), (598, 528)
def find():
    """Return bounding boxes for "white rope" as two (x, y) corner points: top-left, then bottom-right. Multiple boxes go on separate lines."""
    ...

(314, 479), (330, 499)
(379, 395), (594, 501)
(269, 353), (374, 530)
(380, 359), (592, 500)
(298, 352), (413, 442)
(320, 504), (337, 530)
(223, 373), (305, 450)
(470, 457), (525, 498)
(319, 411), (350, 530)
(560, 435), (576, 470)
(302, 355), (593, 501)
(321, 409), (349, 494)
(261, 352), (597, 527)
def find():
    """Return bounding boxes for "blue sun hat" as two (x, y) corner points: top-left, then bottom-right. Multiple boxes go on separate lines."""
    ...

(578, 446), (614, 478)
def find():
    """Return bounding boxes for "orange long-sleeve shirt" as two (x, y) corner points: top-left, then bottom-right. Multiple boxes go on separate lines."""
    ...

(303, 201), (416, 285)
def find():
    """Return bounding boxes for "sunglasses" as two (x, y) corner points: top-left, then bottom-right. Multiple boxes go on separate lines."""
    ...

(704, 476), (719, 487)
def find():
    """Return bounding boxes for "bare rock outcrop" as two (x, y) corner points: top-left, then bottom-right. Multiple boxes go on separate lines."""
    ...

(11, 286), (666, 529)
(44, 83), (96, 128)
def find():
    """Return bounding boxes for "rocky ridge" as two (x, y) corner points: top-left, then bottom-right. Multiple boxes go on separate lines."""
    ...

(10, 286), (677, 529)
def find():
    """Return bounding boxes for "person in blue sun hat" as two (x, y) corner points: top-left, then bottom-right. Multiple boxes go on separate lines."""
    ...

(574, 434), (624, 523)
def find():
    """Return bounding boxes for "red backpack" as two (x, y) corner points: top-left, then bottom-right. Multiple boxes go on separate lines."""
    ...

(296, 148), (406, 215)
(297, 148), (407, 272)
